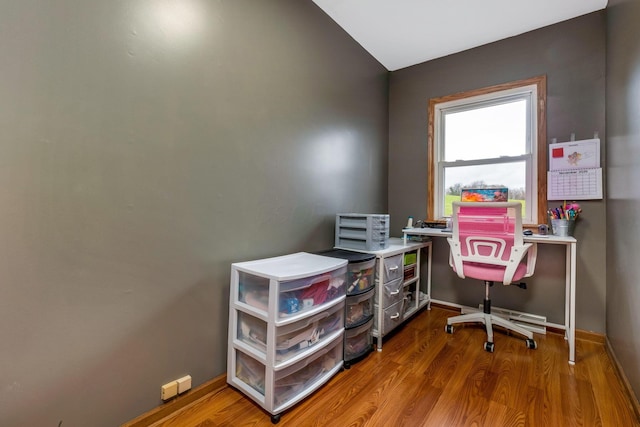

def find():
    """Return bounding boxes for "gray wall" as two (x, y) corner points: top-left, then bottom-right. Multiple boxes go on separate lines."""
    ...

(606, 0), (640, 402)
(0, 1), (388, 425)
(388, 12), (607, 333)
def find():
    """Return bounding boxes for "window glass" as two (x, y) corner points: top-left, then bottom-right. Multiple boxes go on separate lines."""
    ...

(444, 100), (527, 161)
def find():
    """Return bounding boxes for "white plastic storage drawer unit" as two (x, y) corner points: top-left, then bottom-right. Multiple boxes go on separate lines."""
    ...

(335, 213), (389, 251)
(228, 252), (347, 423)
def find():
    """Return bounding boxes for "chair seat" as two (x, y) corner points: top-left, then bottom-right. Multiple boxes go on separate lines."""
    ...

(460, 261), (529, 283)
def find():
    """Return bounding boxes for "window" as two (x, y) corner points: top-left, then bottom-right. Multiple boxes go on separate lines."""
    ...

(427, 76), (547, 225)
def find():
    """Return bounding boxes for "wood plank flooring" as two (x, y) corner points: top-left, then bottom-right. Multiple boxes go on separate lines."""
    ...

(150, 306), (640, 426)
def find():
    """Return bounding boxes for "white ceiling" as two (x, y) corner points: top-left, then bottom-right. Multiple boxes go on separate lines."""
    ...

(312, 0), (608, 71)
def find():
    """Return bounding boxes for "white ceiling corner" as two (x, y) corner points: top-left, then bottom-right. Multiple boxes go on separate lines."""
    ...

(312, 0), (608, 71)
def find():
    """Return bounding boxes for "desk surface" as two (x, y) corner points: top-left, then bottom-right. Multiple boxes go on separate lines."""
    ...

(403, 227), (576, 244)
(335, 237), (430, 257)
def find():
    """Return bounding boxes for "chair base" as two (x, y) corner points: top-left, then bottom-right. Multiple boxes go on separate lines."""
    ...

(446, 311), (536, 351)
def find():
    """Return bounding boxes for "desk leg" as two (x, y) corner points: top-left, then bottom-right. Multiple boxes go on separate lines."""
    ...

(566, 242), (577, 365)
(427, 242), (432, 310)
(376, 255), (384, 352)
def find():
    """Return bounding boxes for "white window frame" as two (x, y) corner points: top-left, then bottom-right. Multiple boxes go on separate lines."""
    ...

(433, 84), (538, 223)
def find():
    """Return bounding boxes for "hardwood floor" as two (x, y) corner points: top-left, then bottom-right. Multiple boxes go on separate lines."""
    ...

(150, 306), (640, 426)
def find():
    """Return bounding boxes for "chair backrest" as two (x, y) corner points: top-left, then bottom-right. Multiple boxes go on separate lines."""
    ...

(448, 201), (536, 285)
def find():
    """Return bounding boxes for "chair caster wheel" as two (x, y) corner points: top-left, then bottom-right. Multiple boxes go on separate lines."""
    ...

(484, 342), (495, 353)
(445, 324), (454, 334)
(271, 414), (281, 424)
(525, 338), (537, 349)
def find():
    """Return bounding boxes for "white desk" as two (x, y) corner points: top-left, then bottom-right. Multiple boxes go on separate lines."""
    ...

(403, 227), (578, 365)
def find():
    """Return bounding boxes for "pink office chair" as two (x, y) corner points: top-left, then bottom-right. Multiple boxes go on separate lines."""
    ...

(445, 201), (538, 353)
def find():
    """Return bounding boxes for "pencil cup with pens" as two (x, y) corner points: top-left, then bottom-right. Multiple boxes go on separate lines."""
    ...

(548, 202), (581, 237)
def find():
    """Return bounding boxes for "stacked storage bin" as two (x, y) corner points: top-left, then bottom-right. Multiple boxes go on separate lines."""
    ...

(335, 213), (389, 251)
(318, 249), (376, 368)
(227, 253), (348, 424)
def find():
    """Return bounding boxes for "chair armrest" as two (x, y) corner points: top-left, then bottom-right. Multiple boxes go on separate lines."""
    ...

(447, 237), (466, 279)
(524, 243), (537, 277)
(502, 243), (535, 285)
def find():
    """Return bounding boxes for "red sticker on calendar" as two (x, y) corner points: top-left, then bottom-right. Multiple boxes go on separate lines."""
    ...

(552, 147), (564, 158)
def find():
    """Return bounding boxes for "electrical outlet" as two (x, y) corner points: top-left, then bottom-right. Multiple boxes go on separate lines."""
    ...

(161, 381), (178, 400)
(177, 375), (192, 394)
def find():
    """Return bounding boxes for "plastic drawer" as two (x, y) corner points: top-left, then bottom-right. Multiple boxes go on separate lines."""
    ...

(274, 302), (344, 363)
(345, 288), (374, 328)
(346, 257), (376, 295)
(335, 214), (389, 229)
(378, 254), (403, 283)
(237, 311), (268, 353)
(336, 227), (389, 243)
(374, 300), (404, 335)
(237, 272), (270, 313)
(317, 250), (376, 296)
(236, 303), (345, 363)
(238, 265), (347, 319)
(235, 351), (266, 396)
(277, 266), (347, 317)
(335, 237), (388, 252)
(345, 318), (373, 362)
(375, 277), (404, 307)
(273, 336), (343, 407)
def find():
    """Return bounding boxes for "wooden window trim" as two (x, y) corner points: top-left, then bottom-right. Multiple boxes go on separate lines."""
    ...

(427, 75), (547, 226)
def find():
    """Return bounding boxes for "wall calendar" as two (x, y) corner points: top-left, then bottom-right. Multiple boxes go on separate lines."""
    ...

(547, 138), (603, 200)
